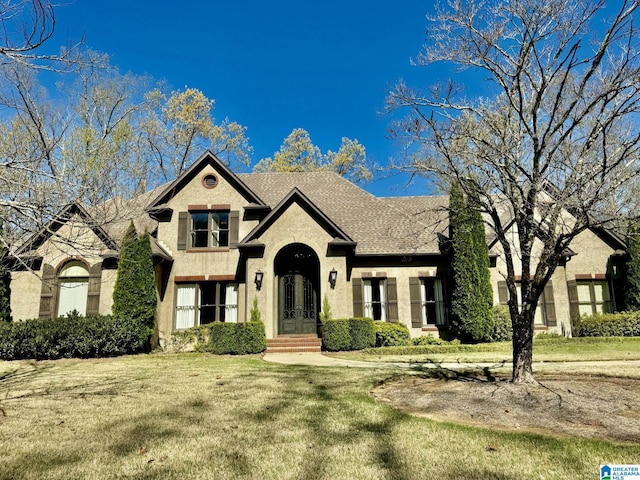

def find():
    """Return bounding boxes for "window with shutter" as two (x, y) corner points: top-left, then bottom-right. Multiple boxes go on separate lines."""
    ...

(181, 210), (239, 249)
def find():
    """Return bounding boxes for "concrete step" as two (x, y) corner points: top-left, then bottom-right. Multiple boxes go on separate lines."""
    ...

(266, 335), (322, 353)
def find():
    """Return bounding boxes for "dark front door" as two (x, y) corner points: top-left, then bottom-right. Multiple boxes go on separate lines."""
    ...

(275, 244), (319, 335)
(279, 272), (317, 334)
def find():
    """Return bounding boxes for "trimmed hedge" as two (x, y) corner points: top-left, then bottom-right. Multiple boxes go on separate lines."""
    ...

(572, 312), (640, 337)
(322, 318), (376, 351)
(197, 321), (267, 355)
(374, 322), (411, 347)
(490, 305), (513, 342)
(322, 319), (351, 351)
(0, 313), (151, 360)
(349, 317), (376, 350)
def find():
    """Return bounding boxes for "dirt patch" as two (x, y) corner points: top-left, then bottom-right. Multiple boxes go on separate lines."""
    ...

(372, 374), (640, 443)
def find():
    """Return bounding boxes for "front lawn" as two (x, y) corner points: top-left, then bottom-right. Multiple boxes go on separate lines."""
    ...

(331, 336), (640, 366)
(0, 353), (638, 479)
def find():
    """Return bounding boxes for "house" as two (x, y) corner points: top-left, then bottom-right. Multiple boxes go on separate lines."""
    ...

(9, 151), (627, 346)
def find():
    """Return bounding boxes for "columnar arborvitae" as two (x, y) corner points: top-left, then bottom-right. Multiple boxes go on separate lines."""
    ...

(469, 194), (494, 313)
(0, 222), (12, 323)
(112, 222), (157, 329)
(0, 268), (11, 323)
(625, 223), (640, 311)
(449, 183), (493, 342)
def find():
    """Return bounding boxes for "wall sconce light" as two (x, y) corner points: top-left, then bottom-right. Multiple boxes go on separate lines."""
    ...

(329, 269), (338, 289)
(254, 271), (264, 290)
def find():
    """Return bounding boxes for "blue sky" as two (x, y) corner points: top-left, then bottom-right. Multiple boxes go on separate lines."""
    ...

(51, 1), (434, 196)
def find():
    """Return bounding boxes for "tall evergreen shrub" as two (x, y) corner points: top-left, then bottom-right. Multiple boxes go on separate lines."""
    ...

(0, 222), (12, 323)
(112, 222), (157, 329)
(625, 223), (640, 311)
(449, 183), (493, 342)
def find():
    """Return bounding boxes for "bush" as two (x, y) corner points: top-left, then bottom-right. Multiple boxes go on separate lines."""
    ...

(490, 305), (513, 342)
(349, 317), (376, 350)
(236, 321), (267, 354)
(204, 322), (237, 354)
(322, 319), (351, 351)
(374, 322), (411, 347)
(572, 312), (640, 337)
(412, 335), (446, 346)
(196, 321), (267, 355)
(0, 313), (151, 360)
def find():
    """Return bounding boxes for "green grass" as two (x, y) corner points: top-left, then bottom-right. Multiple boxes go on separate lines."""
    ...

(329, 336), (640, 364)
(0, 353), (638, 479)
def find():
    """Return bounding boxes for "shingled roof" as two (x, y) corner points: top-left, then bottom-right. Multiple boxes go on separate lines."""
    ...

(239, 172), (446, 255)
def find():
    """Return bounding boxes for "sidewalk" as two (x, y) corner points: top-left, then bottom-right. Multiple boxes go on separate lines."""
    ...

(262, 352), (640, 371)
(262, 352), (501, 369)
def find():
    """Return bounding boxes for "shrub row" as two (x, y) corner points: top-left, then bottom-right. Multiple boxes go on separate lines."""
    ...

(572, 312), (640, 337)
(196, 321), (267, 355)
(374, 322), (411, 347)
(322, 318), (376, 351)
(0, 313), (151, 360)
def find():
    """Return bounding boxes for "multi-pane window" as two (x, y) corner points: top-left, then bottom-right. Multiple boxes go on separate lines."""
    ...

(363, 278), (387, 321)
(175, 282), (238, 329)
(576, 281), (611, 315)
(420, 278), (446, 326)
(190, 211), (229, 248)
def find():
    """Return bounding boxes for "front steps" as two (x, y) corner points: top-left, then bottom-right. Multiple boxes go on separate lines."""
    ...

(266, 335), (322, 353)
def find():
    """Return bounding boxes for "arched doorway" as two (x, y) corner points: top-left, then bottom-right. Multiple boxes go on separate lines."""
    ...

(274, 244), (319, 335)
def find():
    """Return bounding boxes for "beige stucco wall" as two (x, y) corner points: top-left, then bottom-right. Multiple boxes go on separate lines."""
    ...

(243, 202), (347, 339)
(350, 264), (442, 337)
(489, 224), (617, 335)
(11, 214), (115, 321)
(155, 164), (260, 343)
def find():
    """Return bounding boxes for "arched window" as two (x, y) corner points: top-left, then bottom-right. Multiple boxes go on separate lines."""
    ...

(57, 261), (90, 316)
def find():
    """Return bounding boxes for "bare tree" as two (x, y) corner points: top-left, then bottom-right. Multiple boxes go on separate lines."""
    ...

(387, 0), (640, 383)
(0, 0), (81, 70)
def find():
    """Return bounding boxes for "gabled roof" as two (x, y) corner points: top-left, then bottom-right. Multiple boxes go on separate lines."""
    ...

(15, 203), (118, 256)
(146, 150), (266, 210)
(240, 172), (445, 254)
(239, 187), (354, 246)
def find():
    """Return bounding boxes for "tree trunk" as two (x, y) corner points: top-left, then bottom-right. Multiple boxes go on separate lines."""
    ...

(511, 310), (537, 384)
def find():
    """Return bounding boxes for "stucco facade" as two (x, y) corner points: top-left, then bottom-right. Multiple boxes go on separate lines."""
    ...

(9, 151), (627, 344)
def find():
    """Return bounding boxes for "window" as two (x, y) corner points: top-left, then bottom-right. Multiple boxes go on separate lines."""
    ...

(57, 261), (89, 316)
(574, 280), (611, 316)
(363, 279), (386, 321)
(191, 211), (229, 248)
(175, 282), (238, 329)
(420, 278), (446, 326)
(497, 280), (557, 327)
(353, 277), (398, 322)
(410, 276), (447, 328)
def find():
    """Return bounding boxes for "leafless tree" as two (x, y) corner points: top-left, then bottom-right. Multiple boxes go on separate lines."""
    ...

(387, 0), (640, 383)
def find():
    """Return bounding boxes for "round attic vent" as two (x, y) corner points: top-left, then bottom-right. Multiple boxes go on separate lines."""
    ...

(202, 174), (218, 189)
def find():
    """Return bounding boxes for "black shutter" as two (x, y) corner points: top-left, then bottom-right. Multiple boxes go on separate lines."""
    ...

(86, 263), (103, 316)
(543, 281), (557, 327)
(387, 277), (398, 323)
(229, 210), (239, 247)
(498, 281), (508, 305)
(567, 280), (579, 319)
(409, 277), (423, 328)
(39, 264), (58, 319)
(352, 278), (363, 318)
(177, 212), (188, 250)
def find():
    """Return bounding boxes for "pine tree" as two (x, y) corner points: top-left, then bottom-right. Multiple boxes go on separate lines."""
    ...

(625, 223), (640, 311)
(112, 222), (157, 328)
(449, 183), (493, 342)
